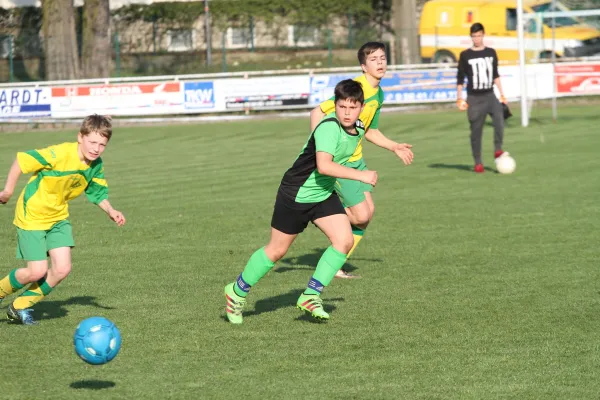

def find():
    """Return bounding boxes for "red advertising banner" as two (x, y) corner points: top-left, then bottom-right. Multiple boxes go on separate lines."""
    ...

(555, 63), (600, 95)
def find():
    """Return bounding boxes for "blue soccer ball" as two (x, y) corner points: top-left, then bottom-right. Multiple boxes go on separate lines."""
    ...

(73, 316), (121, 365)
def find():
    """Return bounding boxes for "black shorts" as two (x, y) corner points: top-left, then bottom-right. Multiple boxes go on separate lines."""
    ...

(271, 191), (346, 235)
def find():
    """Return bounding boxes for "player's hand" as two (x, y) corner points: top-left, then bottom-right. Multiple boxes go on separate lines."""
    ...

(500, 95), (507, 104)
(393, 143), (414, 165)
(109, 209), (126, 226)
(0, 190), (13, 204)
(359, 171), (378, 187)
(456, 99), (468, 111)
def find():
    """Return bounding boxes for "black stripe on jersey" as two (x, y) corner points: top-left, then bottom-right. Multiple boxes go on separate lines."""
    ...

(278, 117), (339, 201)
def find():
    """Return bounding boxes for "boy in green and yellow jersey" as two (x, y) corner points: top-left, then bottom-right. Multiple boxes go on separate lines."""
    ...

(0, 114), (126, 325)
(310, 42), (414, 278)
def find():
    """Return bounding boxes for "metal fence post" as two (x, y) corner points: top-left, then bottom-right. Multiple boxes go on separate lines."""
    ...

(328, 29), (333, 67)
(222, 32), (227, 72)
(9, 34), (14, 83)
(115, 32), (120, 78)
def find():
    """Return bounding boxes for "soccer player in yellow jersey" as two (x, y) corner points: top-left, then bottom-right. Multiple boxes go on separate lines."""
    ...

(310, 42), (414, 278)
(0, 114), (126, 325)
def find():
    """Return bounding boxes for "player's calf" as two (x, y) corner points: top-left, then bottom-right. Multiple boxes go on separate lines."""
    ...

(23, 262), (49, 283)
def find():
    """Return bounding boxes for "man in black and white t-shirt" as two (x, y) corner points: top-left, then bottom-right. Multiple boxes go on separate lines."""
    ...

(456, 23), (508, 173)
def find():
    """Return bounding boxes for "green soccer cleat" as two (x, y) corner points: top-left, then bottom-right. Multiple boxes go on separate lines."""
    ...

(224, 282), (246, 324)
(297, 293), (329, 320)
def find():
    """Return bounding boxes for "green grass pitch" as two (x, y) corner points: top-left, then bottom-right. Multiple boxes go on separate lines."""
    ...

(0, 105), (599, 399)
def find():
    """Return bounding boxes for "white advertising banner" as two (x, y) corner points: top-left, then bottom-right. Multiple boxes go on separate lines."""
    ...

(50, 81), (184, 117)
(498, 63), (554, 101)
(0, 87), (52, 119)
(212, 76), (310, 111)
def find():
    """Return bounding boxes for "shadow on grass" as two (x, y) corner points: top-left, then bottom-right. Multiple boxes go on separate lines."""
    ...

(0, 295), (115, 324)
(70, 380), (116, 390)
(274, 247), (382, 274)
(428, 163), (498, 173)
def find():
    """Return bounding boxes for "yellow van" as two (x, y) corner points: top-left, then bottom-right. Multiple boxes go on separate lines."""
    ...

(419, 0), (600, 63)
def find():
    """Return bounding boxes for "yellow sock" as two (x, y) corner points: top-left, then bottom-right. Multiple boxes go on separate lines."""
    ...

(346, 227), (365, 259)
(12, 279), (53, 310)
(0, 269), (25, 299)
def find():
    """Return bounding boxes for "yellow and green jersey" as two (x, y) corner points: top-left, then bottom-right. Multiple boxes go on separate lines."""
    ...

(319, 74), (384, 163)
(14, 142), (108, 231)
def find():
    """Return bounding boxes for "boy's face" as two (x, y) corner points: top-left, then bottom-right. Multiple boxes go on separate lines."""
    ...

(361, 49), (387, 79)
(335, 98), (364, 129)
(471, 31), (484, 47)
(78, 131), (108, 162)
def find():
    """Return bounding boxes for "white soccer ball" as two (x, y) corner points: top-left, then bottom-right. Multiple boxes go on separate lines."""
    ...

(495, 153), (516, 174)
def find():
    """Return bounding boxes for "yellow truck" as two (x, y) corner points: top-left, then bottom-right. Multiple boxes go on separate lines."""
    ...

(419, 0), (600, 63)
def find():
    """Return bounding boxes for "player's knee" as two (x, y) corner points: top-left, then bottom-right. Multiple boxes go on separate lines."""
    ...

(52, 262), (72, 281)
(352, 208), (372, 226)
(264, 245), (288, 263)
(332, 235), (354, 255)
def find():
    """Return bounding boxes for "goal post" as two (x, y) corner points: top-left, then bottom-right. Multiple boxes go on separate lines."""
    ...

(517, 2), (600, 127)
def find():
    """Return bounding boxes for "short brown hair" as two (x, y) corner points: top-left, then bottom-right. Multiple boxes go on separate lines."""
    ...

(80, 114), (112, 140)
(357, 42), (386, 65)
(334, 79), (364, 104)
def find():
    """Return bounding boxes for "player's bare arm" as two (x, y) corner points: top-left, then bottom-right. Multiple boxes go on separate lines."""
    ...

(365, 129), (414, 165)
(494, 78), (507, 103)
(316, 152), (377, 186)
(0, 159), (23, 204)
(97, 199), (126, 226)
(456, 52), (468, 111)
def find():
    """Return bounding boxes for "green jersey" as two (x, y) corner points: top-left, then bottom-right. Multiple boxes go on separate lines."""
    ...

(278, 113), (366, 204)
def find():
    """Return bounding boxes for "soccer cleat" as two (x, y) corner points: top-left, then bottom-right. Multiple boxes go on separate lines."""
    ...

(494, 150), (507, 159)
(474, 164), (485, 173)
(7, 305), (37, 325)
(297, 294), (329, 320)
(224, 282), (246, 324)
(334, 269), (361, 279)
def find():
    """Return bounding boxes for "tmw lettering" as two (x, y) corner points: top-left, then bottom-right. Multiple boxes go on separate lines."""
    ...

(185, 89), (213, 103)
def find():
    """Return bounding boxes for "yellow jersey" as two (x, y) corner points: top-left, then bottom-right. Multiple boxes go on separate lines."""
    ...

(14, 142), (108, 231)
(319, 74), (384, 163)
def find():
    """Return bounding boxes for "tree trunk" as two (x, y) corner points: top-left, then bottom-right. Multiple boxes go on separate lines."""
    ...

(82, 0), (110, 78)
(392, 0), (420, 65)
(43, 0), (80, 80)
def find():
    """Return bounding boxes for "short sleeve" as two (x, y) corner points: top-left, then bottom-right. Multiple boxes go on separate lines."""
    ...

(16, 146), (58, 174)
(370, 108), (381, 130)
(319, 96), (335, 115)
(314, 121), (339, 156)
(457, 51), (467, 85)
(85, 160), (109, 204)
(370, 89), (384, 129)
(492, 49), (500, 79)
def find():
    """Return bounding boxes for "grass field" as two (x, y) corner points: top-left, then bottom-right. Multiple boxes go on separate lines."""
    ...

(0, 104), (599, 399)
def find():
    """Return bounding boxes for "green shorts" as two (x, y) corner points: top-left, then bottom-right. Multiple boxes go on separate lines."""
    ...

(335, 159), (373, 208)
(16, 220), (75, 261)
